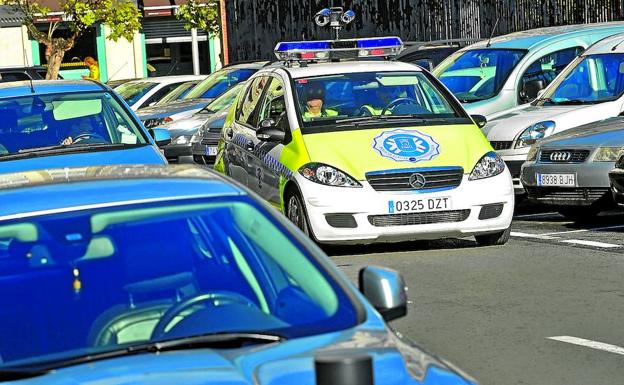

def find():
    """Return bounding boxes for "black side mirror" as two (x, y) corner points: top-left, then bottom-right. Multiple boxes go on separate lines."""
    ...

(358, 266), (407, 322)
(523, 79), (546, 101)
(256, 119), (285, 142)
(471, 114), (487, 129)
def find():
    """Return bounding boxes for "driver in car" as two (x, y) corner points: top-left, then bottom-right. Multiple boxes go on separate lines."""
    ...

(360, 86), (403, 116)
(301, 84), (338, 121)
(61, 116), (107, 145)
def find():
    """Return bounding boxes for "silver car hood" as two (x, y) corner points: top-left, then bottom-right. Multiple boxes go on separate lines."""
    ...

(539, 116), (624, 148)
(482, 102), (617, 141)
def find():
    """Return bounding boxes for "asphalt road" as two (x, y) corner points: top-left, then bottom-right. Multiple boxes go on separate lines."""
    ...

(329, 203), (624, 385)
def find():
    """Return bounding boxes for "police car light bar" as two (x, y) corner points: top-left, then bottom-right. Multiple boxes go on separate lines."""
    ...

(274, 37), (404, 62)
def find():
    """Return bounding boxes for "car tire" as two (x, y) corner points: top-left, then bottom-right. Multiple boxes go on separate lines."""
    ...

(557, 206), (601, 222)
(475, 226), (511, 246)
(285, 191), (311, 237)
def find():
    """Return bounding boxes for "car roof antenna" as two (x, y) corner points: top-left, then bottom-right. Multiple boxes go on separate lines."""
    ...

(486, 16), (501, 48)
(24, 72), (35, 94)
(612, 38), (624, 51)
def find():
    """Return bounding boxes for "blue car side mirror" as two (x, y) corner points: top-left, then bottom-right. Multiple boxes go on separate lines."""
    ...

(149, 128), (171, 147)
(358, 266), (408, 322)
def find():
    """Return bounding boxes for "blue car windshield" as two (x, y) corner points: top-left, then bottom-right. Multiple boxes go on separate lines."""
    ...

(184, 68), (256, 100)
(0, 197), (358, 369)
(538, 53), (624, 105)
(435, 49), (526, 102)
(0, 92), (148, 156)
(155, 81), (198, 106)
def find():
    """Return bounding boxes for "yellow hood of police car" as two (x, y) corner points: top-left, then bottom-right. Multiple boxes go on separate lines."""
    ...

(299, 124), (491, 180)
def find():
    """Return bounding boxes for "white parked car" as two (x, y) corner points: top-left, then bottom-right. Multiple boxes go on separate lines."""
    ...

(433, 22), (624, 118)
(483, 32), (624, 194)
(115, 75), (205, 111)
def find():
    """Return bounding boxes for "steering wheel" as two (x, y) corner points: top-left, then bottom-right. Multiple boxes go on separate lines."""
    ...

(150, 291), (257, 340)
(381, 97), (421, 115)
(72, 132), (108, 144)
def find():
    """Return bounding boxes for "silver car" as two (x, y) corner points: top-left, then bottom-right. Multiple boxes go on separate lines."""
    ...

(521, 117), (624, 219)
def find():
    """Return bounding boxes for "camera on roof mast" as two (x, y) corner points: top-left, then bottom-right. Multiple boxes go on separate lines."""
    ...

(314, 7), (355, 39)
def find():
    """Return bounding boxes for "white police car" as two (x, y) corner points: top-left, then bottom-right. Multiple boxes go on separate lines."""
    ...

(215, 37), (514, 245)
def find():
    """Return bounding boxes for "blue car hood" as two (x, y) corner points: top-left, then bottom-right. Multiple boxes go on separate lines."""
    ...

(0, 145), (166, 174)
(12, 329), (475, 385)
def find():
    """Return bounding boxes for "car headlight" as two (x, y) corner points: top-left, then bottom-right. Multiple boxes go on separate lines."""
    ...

(515, 121), (556, 148)
(299, 163), (361, 187)
(469, 151), (506, 181)
(594, 147), (622, 162)
(144, 116), (173, 129)
(527, 145), (539, 161)
(173, 135), (192, 145)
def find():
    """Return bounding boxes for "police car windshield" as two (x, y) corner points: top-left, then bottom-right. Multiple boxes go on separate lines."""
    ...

(0, 92), (148, 156)
(435, 49), (526, 102)
(295, 71), (462, 129)
(537, 53), (624, 105)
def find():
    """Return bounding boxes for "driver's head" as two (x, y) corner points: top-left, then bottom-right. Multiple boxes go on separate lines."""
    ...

(377, 86), (399, 105)
(68, 116), (93, 137)
(305, 83), (325, 111)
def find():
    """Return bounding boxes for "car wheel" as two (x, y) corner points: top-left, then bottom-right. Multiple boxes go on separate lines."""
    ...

(193, 155), (205, 165)
(475, 226), (511, 246)
(557, 206), (601, 222)
(286, 192), (310, 237)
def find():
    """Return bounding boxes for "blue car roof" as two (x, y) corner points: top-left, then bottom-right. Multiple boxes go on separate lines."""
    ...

(0, 165), (246, 219)
(0, 80), (108, 99)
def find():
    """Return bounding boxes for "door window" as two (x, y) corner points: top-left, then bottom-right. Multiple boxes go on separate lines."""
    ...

(257, 77), (289, 132)
(235, 76), (271, 127)
(519, 47), (583, 103)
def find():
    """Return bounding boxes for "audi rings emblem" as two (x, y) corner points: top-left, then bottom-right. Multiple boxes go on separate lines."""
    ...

(549, 151), (572, 162)
(408, 173), (427, 189)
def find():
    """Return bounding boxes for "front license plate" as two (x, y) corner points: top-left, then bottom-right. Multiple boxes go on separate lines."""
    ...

(205, 146), (218, 156)
(537, 173), (576, 187)
(388, 197), (451, 214)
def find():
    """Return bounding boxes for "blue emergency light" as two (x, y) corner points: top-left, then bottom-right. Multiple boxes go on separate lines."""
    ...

(274, 36), (404, 62)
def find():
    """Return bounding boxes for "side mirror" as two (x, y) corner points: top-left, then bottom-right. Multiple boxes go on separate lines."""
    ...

(149, 128), (171, 147)
(523, 79), (546, 101)
(358, 266), (407, 322)
(256, 119), (285, 142)
(471, 114), (487, 128)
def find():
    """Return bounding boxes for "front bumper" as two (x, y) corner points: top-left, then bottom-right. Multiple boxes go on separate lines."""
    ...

(521, 160), (614, 207)
(298, 171), (514, 245)
(498, 149), (529, 195)
(163, 144), (193, 164)
(609, 169), (624, 205)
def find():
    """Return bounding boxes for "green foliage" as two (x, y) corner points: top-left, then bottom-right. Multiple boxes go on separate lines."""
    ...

(0, 0), (141, 42)
(176, 0), (220, 36)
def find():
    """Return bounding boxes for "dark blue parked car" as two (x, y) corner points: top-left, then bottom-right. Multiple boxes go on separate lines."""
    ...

(0, 80), (170, 173)
(0, 164), (475, 385)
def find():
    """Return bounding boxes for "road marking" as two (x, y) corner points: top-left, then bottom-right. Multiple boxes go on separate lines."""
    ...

(548, 336), (624, 356)
(514, 212), (559, 219)
(542, 224), (624, 236)
(510, 231), (558, 240)
(560, 239), (621, 248)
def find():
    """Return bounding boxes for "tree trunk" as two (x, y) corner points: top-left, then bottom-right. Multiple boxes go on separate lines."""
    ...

(46, 48), (65, 80)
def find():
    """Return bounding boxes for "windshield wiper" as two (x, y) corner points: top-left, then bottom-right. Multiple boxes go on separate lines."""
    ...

(0, 368), (50, 381)
(336, 114), (444, 126)
(551, 99), (589, 105)
(0, 143), (143, 161)
(5, 332), (284, 372)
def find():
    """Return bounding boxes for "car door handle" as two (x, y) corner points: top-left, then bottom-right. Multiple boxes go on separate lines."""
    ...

(225, 128), (234, 139)
(245, 141), (255, 151)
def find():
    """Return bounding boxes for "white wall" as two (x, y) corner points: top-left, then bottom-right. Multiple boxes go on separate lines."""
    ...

(0, 26), (32, 67)
(103, 26), (145, 80)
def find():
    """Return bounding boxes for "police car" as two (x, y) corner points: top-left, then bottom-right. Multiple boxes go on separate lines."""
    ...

(215, 37), (514, 246)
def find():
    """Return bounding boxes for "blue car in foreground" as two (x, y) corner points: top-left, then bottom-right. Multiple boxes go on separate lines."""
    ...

(0, 165), (475, 385)
(0, 80), (170, 173)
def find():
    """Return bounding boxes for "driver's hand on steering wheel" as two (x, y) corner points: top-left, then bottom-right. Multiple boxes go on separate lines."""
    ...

(61, 136), (74, 145)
